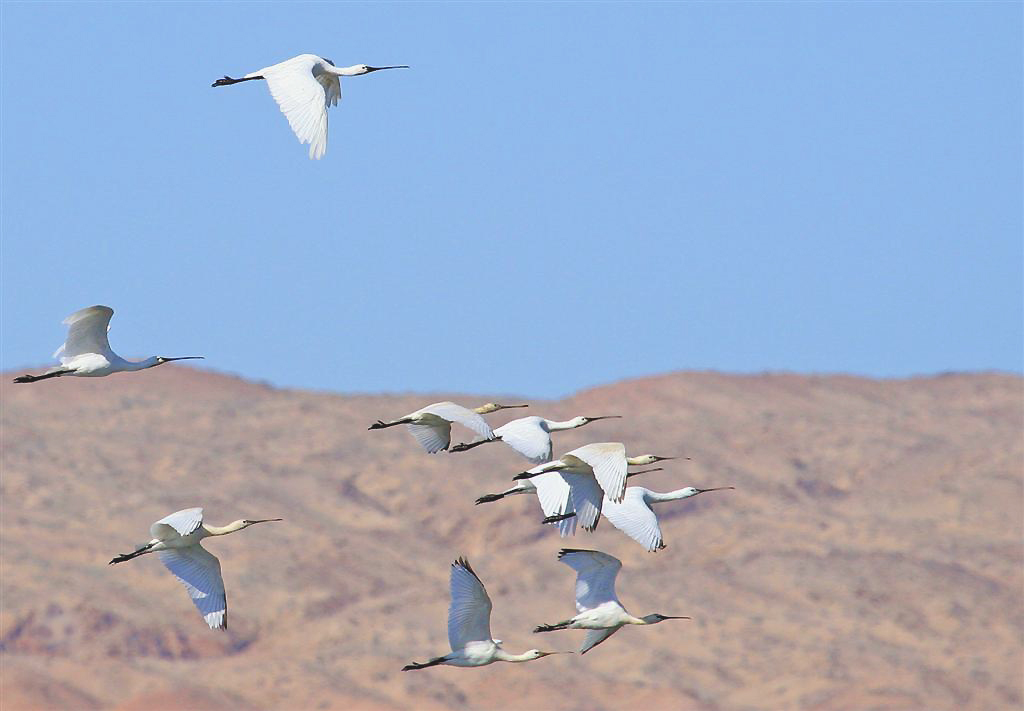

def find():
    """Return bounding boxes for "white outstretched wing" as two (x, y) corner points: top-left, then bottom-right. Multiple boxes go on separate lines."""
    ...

(447, 558), (493, 651)
(260, 54), (330, 160)
(56, 305), (113, 360)
(563, 471), (605, 532)
(558, 549), (622, 612)
(602, 487), (664, 552)
(419, 402), (494, 440)
(533, 472), (576, 537)
(158, 544), (227, 629)
(494, 417), (552, 464)
(580, 627), (619, 654)
(150, 508), (204, 540)
(570, 443), (628, 503)
(406, 423), (452, 453)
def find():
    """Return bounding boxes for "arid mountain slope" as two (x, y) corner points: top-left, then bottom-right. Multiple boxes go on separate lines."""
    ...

(1, 369), (1021, 710)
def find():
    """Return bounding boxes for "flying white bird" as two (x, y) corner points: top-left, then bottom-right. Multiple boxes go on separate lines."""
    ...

(475, 467), (665, 538)
(451, 415), (621, 463)
(13, 305), (203, 383)
(212, 54), (408, 159)
(533, 549), (689, 654)
(512, 443), (676, 531)
(402, 557), (561, 670)
(108, 508), (281, 629)
(546, 485), (735, 551)
(369, 402), (528, 453)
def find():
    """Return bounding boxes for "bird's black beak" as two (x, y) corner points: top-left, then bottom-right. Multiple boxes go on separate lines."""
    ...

(662, 616), (691, 620)
(248, 518), (283, 524)
(696, 487), (735, 494)
(625, 467), (662, 478)
(586, 416), (622, 421)
(159, 356), (205, 363)
(365, 65), (410, 72)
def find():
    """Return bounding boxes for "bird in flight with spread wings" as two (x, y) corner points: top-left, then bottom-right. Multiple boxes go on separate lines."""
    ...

(13, 305), (202, 383)
(212, 54), (407, 159)
(369, 401), (528, 453)
(533, 549), (689, 654)
(108, 508), (281, 629)
(402, 557), (563, 670)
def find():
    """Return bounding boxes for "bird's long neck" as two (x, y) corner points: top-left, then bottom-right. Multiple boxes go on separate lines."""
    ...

(625, 456), (650, 466)
(647, 488), (698, 504)
(546, 419), (583, 432)
(625, 614), (650, 625)
(203, 520), (247, 536)
(123, 356), (159, 371)
(494, 649), (540, 663)
(332, 65), (366, 76)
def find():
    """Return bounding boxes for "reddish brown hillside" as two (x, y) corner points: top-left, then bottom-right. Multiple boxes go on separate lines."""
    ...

(1, 368), (1021, 710)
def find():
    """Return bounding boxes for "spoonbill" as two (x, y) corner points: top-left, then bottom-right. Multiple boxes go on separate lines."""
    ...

(475, 468), (664, 538)
(533, 549), (689, 654)
(401, 557), (561, 670)
(451, 415), (621, 464)
(512, 443), (677, 531)
(369, 402), (528, 453)
(546, 485), (735, 551)
(212, 54), (408, 159)
(13, 306), (203, 383)
(108, 508), (281, 629)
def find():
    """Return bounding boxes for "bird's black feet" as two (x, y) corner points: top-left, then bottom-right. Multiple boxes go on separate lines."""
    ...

(108, 552), (135, 565)
(13, 370), (70, 383)
(542, 512), (577, 524)
(533, 622), (569, 633)
(475, 493), (504, 505)
(212, 75), (241, 87)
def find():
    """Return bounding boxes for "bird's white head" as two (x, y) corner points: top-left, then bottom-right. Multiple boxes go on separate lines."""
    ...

(684, 485), (735, 497)
(641, 614), (691, 625)
(628, 454), (678, 466)
(524, 649), (558, 659)
(355, 64), (410, 75)
(578, 415), (621, 426)
(476, 402), (530, 414)
(239, 518), (283, 529)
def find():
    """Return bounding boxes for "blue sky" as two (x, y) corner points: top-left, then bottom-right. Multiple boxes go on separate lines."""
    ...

(2, 2), (1020, 397)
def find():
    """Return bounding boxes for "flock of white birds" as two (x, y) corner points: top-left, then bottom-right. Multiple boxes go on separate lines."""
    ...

(12, 54), (733, 672)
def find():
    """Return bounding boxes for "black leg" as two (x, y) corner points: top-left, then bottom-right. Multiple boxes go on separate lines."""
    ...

(211, 74), (264, 88)
(13, 370), (72, 384)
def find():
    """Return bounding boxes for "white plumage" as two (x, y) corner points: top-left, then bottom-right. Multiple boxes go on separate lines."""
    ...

(402, 558), (559, 670)
(108, 508), (281, 630)
(533, 549), (689, 654)
(13, 305), (202, 383)
(212, 54), (408, 159)
(369, 401), (528, 453)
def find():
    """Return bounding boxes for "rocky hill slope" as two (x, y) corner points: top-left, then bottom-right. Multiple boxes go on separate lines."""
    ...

(1, 369), (1021, 710)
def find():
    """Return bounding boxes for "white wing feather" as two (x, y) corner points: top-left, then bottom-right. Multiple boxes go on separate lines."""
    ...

(494, 417), (552, 464)
(150, 507), (204, 539)
(158, 545), (227, 629)
(259, 54), (330, 160)
(406, 423), (452, 453)
(418, 402), (494, 440)
(56, 305), (113, 360)
(447, 559), (493, 650)
(602, 487), (664, 552)
(570, 443), (628, 502)
(558, 549), (622, 612)
(563, 471), (605, 532)
(532, 471), (577, 536)
(580, 627), (619, 654)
